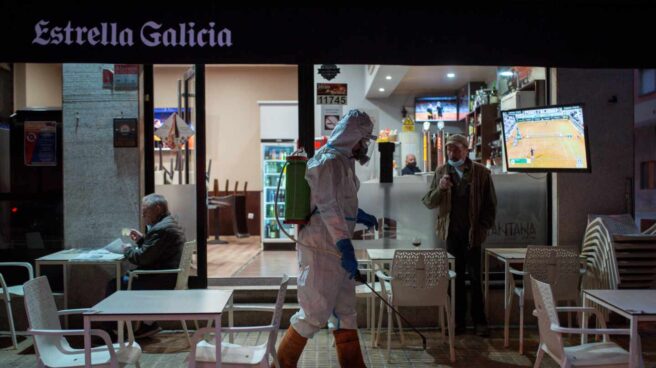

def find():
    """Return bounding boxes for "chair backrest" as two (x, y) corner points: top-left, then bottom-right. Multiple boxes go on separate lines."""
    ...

(553, 247), (581, 301)
(531, 276), (565, 363)
(390, 249), (449, 307)
(523, 246), (580, 302)
(175, 240), (197, 290)
(23, 276), (72, 360)
(266, 275), (290, 357)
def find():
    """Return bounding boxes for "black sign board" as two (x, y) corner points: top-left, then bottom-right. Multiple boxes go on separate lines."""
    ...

(0, 4), (653, 67)
(113, 118), (138, 148)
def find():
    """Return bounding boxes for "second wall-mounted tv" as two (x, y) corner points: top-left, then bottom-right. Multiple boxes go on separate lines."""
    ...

(501, 104), (590, 172)
(415, 96), (458, 122)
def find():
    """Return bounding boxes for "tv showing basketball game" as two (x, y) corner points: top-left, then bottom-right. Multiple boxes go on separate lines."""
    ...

(501, 104), (590, 172)
(415, 96), (458, 122)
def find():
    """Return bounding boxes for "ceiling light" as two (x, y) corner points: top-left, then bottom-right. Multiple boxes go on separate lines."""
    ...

(385, 75), (392, 80)
(379, 88), (385, 92)
(500, 71), (514, 77)
(446, 73), (456, 78)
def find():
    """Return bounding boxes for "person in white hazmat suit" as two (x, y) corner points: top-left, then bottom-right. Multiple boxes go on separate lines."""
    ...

(276, 110), (378, 368)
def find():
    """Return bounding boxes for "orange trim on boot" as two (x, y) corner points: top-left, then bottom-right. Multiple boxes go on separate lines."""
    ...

(275, 326), (308, 368)
(334, 329), (367, 368)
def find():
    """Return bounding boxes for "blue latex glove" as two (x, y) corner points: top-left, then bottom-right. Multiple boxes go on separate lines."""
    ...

(356, 208), (378, 230)
(336, 239), (359, 279)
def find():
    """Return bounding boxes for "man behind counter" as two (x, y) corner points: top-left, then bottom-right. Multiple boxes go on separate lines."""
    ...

(401, 153), (421, 175)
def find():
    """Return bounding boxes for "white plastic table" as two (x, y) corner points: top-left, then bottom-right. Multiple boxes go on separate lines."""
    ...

(583, 289), (656, 368)
(83, 289), (233, 368)
(35, 249), (124, 327)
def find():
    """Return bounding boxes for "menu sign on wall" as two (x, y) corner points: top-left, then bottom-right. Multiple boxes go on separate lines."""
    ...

(316, 83), (347, 105)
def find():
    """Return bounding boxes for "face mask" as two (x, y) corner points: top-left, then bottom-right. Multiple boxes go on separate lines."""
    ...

(353, 139), (371, 166)
(448, 158), (465, 168)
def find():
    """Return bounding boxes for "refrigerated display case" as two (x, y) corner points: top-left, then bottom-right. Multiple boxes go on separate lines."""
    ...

(261, 142), (296, 246)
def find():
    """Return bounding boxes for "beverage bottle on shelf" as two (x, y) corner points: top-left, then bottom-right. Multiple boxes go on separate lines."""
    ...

(271, 221), (279, 238)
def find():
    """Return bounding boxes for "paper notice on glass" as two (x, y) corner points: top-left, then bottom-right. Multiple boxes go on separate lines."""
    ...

(103, 238), (125, 254)
(70, 249), (124, 262)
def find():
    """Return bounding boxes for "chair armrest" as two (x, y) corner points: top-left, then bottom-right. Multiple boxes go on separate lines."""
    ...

(190, 325), (274, 345)
(29, 328), (118, 366)
(128, 269), (181, 289)
(222, 325), (275, 334)
(58, 308), (94, 316)
(448, 270), (456, 279)
(554, 307), (608, 328)
(0, 262), (34, 279)
(375, 270), (392, 281)
(509, 267), (527, 276)
(227, 306), (275, 313)
(129, 269), (181, 276)
(550, 324), (630, 336)
(555, 307), (598, 313)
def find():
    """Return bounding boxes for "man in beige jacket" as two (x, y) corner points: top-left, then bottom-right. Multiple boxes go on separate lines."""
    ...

(422, 134), (497, 336)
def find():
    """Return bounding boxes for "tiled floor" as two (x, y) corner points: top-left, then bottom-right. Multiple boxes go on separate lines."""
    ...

(234, 249), (299, 277)
(3, 327), (655, 367)
(206, 236), (264, 277)
(206, 236), (299, 278)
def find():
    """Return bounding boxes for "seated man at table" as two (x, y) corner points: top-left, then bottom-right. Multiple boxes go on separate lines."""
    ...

(105, 193), (185, 339)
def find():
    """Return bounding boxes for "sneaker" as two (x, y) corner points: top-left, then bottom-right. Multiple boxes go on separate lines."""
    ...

(475, 324), (490, 337)
(134, 322), (162, 339)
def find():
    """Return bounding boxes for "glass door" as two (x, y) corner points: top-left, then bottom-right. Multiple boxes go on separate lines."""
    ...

(153, 65), (198, 273)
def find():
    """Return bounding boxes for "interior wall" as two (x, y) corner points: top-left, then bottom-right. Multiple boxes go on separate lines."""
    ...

(13, 63), (62, 109)
(556, 68), (634, 245)
(154, 65), (298, 192)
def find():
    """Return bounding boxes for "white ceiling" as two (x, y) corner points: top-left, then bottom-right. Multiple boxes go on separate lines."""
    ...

(392, 65), (498, 96)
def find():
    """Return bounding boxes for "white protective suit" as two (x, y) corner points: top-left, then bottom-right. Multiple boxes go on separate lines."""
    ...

(290, 110), (375, 338)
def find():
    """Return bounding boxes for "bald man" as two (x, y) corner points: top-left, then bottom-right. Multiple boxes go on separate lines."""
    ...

(401, 154), (421, 175)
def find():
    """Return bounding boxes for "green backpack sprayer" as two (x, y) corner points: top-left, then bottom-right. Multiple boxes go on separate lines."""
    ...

(272, 147), (427, 350)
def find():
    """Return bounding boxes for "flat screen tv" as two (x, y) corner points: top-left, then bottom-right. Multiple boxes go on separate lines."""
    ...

(501, 104), (590, 172)
(415, 96), (458, 122)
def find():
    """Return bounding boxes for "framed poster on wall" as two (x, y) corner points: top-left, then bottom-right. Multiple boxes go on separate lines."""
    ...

(24, 121), (57, 166)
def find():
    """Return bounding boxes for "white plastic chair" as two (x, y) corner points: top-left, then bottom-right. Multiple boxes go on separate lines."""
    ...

(188, 275), (290, 368)
(506, 245), (581, 354)
(354, 258), (390, 347)
(375, 249), (455, 363)
(530, 276), (633, 368)
(127, 240), (196, 346)
(23, 276), (141, 368)
(0, 262), (33, 349)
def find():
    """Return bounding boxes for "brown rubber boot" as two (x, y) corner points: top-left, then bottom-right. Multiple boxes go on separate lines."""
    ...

(274, 326), (308, 368)
(333, 329), (367, 368)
